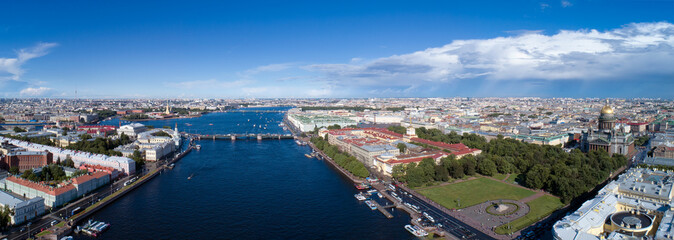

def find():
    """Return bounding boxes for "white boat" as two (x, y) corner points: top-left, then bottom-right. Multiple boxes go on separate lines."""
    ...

(354, 193), (366, 201)
(405, 225), (428, 237)
(377, 193), (383, 198)
(195, 145), (201, 150)
(365, 200), (377, 210)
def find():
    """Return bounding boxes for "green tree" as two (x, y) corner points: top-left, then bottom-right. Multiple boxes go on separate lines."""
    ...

(64, 157), (75, 168)
(8, 167), (19, 175)
(327, 124), (342, 130)
(21, 170), (33, 179)
(132, 150), (145, 169)
(448, 159), (464, 179)
(392, 164), (407, 182)
(525, 165), (550, 189)
(434, 165), (449, 182)
(461, 155), (477, 176)
(477, 158), (497, 176)
(0, 205), (12, 230)
(397, 143), (407, 154)
(387, 126), (407, 135)
(12, 127), (26, 133)
(80, 134), (93, 140)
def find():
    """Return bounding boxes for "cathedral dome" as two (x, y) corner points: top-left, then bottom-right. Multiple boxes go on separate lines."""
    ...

(600, 105), (614, 115)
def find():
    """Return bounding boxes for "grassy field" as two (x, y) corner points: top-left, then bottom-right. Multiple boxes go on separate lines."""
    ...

(506, 174), (521, 184)
(494, 195), (564, 234)
(417, 177), (536, 209)
(492, 173), (509, 181)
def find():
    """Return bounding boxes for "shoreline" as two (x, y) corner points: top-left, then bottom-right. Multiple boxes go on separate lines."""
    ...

(119, 114), (205, 122)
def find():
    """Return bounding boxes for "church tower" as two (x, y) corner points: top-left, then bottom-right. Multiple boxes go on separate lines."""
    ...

(598, 99), (616, 130)
(165, 100), (171, 115)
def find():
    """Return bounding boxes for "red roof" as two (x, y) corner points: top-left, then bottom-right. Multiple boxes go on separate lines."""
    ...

(410, 138), (468, 151)
(72, 174), (93, 185)
(381, 151), (449, 164)
(363, 128), (404, 138)
(6, 176), (76, 196)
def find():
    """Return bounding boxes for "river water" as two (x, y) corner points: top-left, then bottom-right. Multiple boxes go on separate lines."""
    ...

(78, 108), (414, 239)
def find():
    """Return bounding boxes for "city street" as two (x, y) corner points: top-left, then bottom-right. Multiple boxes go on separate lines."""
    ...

(6, 174), (135, 240)
(389, 185), (495, 240)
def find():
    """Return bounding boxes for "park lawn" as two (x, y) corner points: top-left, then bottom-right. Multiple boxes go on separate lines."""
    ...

(417, 177), (536, 209)
(494, 195), (564, 234)
(506, 174), (521, 184)
(493, 173), (509, 181)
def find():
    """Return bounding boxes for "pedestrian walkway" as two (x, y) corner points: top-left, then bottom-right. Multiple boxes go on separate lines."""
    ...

(520, 191), (545, 203)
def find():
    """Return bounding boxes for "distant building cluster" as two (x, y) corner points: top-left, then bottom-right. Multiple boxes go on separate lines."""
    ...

(282, 98), (673, 155)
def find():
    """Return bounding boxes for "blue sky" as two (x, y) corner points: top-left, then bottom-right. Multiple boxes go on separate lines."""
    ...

(1, 0), (673, 98)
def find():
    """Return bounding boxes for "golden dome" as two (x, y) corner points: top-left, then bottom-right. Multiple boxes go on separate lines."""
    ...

(600, 105), (614, 114)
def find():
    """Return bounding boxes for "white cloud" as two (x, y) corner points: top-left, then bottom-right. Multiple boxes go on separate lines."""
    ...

(19, 87), (52, 96)
(244, 63), (295, 75)
(0, 42), (58, 80)
(561, 0), (572, 7)
(165, 79), (251, 89)
(305, 22), (674, 89)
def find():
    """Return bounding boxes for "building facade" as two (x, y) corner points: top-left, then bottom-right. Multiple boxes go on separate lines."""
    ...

(581, 101), (636, 156)
(1, 151), (53, 171)
(4, 171), (110, 207)
(0, 191), (44, 225)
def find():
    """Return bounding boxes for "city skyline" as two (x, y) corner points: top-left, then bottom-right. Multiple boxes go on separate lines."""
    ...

(1, 1), (674, 99)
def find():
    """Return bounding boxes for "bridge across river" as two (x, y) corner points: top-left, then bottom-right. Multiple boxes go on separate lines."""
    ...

(187, 133), (295, 140)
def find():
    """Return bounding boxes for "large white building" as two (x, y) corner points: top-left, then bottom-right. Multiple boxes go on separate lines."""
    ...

(287, 114), (357, 132)
(554, 168), (674, 239)
(120, 127), (180, 161)
(0, 136), (135, 175)
(117, 123), (147, 137)
(0, 191), (44, 225)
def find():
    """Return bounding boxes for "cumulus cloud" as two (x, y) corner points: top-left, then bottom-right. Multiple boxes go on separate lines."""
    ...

(0, 42), (58, 80)
(19, 87), (52, 96)
(305, 22), (674, 89)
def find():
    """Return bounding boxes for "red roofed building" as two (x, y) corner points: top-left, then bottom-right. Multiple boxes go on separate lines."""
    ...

(79, 164), (120, 180)
(325, 128), (482, 175)
(5, 171), (110, 207)
(374, 150), (450, 176)
(410, 137), (482, 157)
(77, 125), (117, 136)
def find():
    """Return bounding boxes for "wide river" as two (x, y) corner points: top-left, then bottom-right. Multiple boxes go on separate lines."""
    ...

(78, 107), (415, 239)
